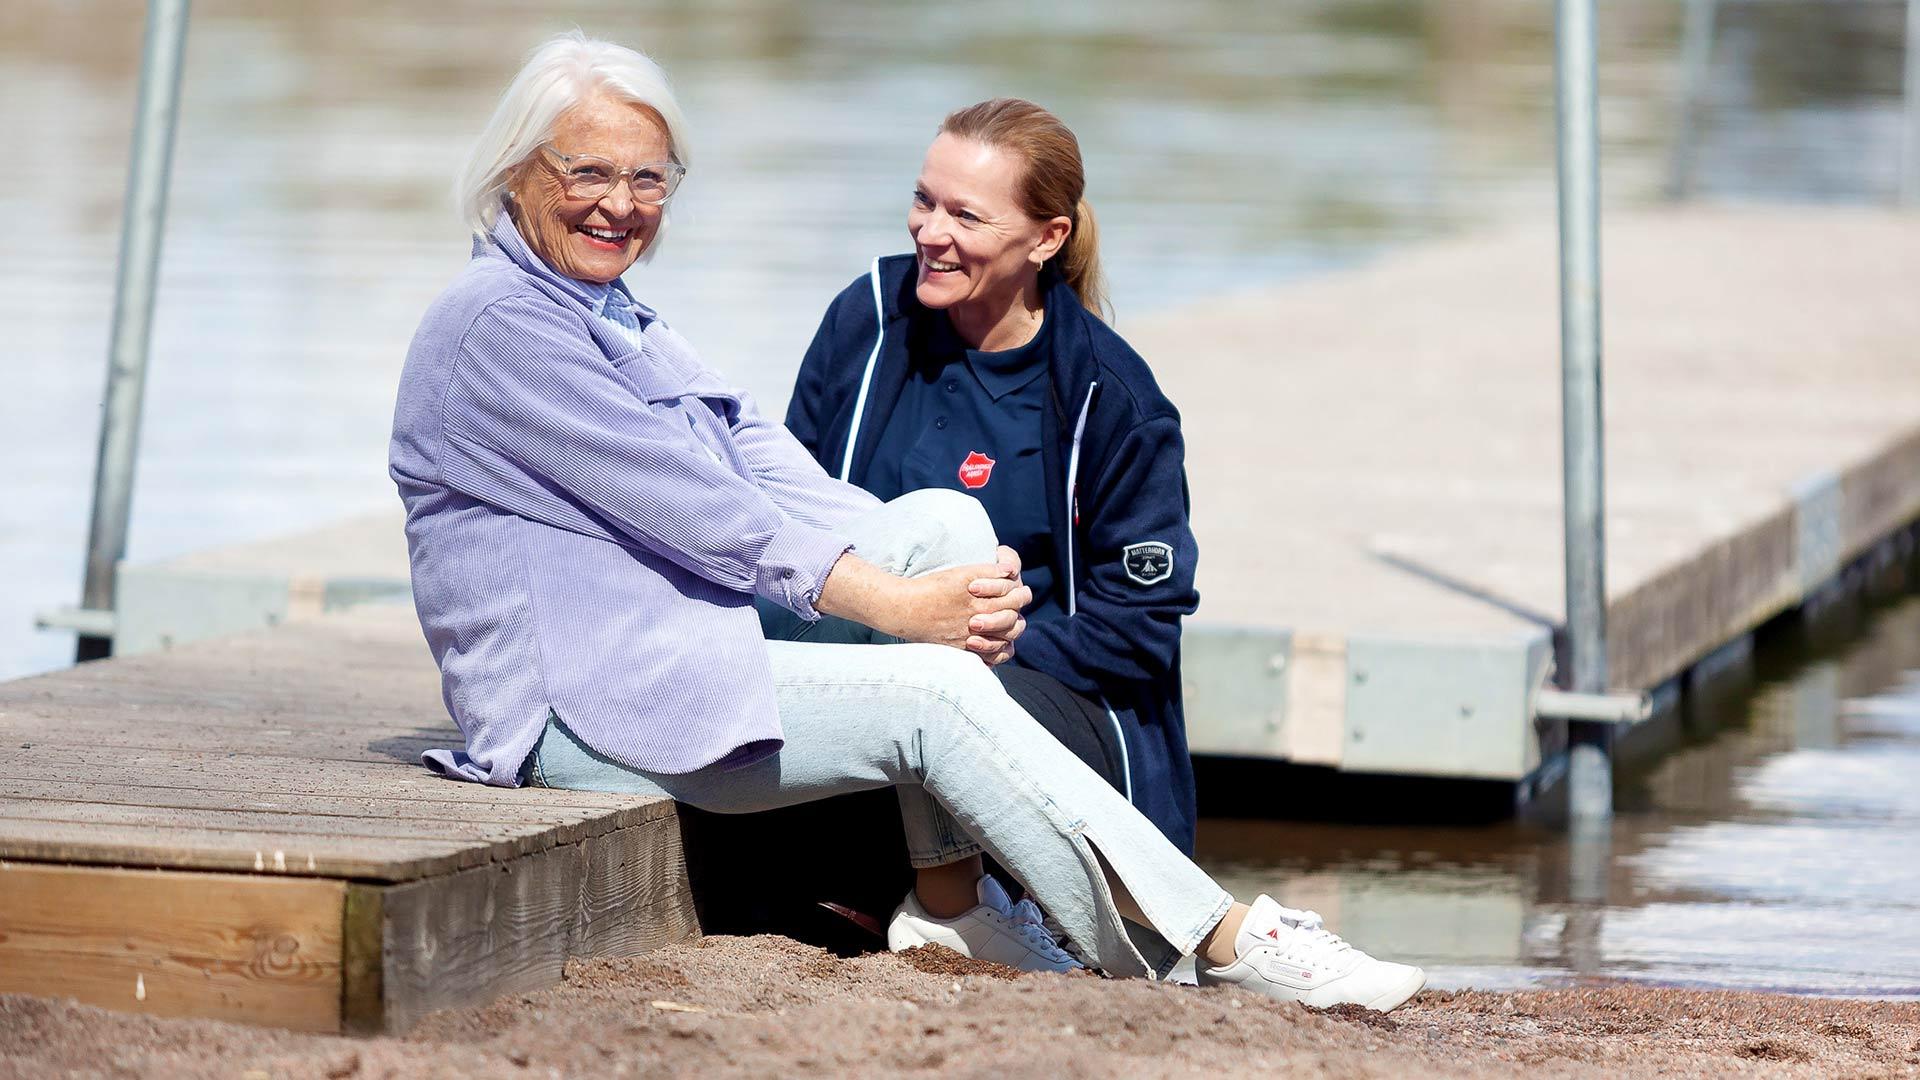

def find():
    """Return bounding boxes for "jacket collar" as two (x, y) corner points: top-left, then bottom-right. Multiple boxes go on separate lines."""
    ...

(878, 255), (1099, 415)
(479, 207), (655, 327)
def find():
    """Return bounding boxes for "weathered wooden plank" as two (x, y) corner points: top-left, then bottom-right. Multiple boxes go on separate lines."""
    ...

(0, 780), (617, 826)
(1606, 504), (1801, 691)
(0, 799), (580, 843)
(0, 717), (448, 764)
(0, 820), (478, 880)
(4, 754), (641, 811)
(0, 791), (669, 853)
(373, 813), (700, 1032)
(0, 669), (441, 717)
(0, 801), (677, 881)
(340, 884), (385, 1034)
(0, 699), (456, 737)
(1839, 426), (1920, 564)
(0, 861), (346, 1032)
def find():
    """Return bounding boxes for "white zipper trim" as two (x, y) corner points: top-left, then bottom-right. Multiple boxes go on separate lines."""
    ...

(1105, 701), (1133, 802)
(1063, 382), (1096, 615)
(837, 257), (886, 481)
(1063, 381), (1133, 803)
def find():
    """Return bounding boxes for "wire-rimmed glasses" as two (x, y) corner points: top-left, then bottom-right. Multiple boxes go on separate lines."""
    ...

(541, 145), (686, 204)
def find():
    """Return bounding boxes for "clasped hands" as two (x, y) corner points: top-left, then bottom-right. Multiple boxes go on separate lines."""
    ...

(815, 546), (1031, 666)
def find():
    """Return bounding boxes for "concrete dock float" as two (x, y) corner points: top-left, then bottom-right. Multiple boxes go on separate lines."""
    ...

(1136, 206), (1920, 787)
(73, 205), (1920, 798)
(0, 607), (697, 1033)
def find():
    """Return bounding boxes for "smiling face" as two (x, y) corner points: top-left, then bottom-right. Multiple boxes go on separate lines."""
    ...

(508, 94), (671, 284)
(909, 133), (1069, 341)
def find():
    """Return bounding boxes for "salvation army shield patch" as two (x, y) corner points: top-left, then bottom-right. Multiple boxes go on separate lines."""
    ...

(957, 451), (996, 490)
(1122, 541), (1174, 586)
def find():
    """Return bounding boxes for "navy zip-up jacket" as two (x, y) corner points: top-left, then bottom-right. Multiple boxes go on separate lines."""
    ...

(786, 254), (1201, 852)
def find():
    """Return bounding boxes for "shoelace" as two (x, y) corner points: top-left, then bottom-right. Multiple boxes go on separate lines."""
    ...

(1037, 909), (1086, 965)
(1009, 897), (1077, 965)
(1270, 906), (1356, 960)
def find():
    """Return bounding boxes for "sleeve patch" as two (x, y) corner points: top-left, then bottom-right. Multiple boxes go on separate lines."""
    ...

(1122, 541), (1174, 586)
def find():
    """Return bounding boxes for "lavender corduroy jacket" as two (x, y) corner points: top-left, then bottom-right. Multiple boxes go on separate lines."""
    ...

(389, 213), (880, 785)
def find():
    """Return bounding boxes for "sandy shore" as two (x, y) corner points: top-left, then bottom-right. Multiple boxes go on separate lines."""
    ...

(4, 936), (1917, 1078)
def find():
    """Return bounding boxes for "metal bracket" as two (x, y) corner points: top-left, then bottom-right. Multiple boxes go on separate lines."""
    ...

(33, 607), (118, 638)
(1534, 688), (1651, 724)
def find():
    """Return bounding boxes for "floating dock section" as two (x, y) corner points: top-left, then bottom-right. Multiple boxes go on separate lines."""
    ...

(0, 608), (696, 1033)
(1134, 207), (1920, 788)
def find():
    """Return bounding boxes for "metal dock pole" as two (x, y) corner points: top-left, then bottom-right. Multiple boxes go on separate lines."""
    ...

(1666, 0), (1717, 199)
(1555, 0), (1613, 823)
(1903, 0), (1919, 206)
(73, 0), (192, 661)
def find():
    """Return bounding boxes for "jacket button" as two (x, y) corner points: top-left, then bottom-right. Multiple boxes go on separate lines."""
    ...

(944, 380), (958, 393)
(934, 417), (948, 430)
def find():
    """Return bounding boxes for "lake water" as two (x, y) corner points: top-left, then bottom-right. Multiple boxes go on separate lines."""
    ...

(1, 0), (1910, 681)
(1198, 586), (1920, 998)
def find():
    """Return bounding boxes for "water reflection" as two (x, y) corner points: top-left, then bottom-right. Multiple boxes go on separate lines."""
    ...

(1197, 592), (1920, 998)
(0, 0), (1910, 682)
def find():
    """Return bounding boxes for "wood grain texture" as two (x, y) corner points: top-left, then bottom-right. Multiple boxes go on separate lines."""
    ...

(340, 884), (386, 1035)
(1840, 427), (1920, 564)
(0, 861), (346, 1032)
(1606, 505), (1801, 691)
(0, 713), (451, 761)
(374, 814), (700, 1032)
(7, 745), (636, 810)
(0, 820), (472, 880)
(0, 607), (677, 882)
(0, 593), (701, 1033)
(0, 779), (596, 826)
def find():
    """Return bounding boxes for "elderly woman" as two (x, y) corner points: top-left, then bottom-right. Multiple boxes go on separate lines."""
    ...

(786, 99), (1199, 854)
(390, 32), (1424, 1011)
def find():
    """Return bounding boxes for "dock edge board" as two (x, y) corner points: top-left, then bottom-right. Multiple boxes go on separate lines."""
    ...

(0, 811), (700, 1034)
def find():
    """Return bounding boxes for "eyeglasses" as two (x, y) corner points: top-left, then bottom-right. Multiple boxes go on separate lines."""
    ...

(541, 144), (686, 204)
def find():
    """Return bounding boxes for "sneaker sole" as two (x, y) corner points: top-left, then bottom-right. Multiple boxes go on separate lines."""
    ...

(1360, 967), (1427, 1013)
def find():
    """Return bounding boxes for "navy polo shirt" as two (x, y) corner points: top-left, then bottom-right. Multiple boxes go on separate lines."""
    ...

(865, 311), (1064, 624)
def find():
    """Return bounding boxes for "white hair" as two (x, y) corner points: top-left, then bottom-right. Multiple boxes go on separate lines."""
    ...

(455, 31), (690, 257)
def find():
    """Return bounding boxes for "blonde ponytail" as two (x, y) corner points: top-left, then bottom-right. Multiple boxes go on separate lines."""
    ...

(1062, 197), (1110, 321)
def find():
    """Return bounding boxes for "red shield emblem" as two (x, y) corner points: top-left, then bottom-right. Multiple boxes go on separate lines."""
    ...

(957, 451), (996, 490)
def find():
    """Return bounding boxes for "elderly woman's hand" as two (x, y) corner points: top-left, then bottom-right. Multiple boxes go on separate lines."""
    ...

(817, 551), (1030, 662)
(905, 564), (1028, 663)
(962, 545), (1026, 663)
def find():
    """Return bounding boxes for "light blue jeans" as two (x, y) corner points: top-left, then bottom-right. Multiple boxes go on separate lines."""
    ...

(530, 489), (1232, 978)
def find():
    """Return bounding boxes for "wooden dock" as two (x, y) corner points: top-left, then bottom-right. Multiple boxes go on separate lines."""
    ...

(0, 606), (697, 1033)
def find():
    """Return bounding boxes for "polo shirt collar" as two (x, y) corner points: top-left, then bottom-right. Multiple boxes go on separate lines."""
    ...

(957, 304), (1051, 402)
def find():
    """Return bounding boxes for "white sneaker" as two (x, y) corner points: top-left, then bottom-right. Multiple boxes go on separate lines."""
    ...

(887, 876), (1083, 974)
(1197, 895), (1425, 1012)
